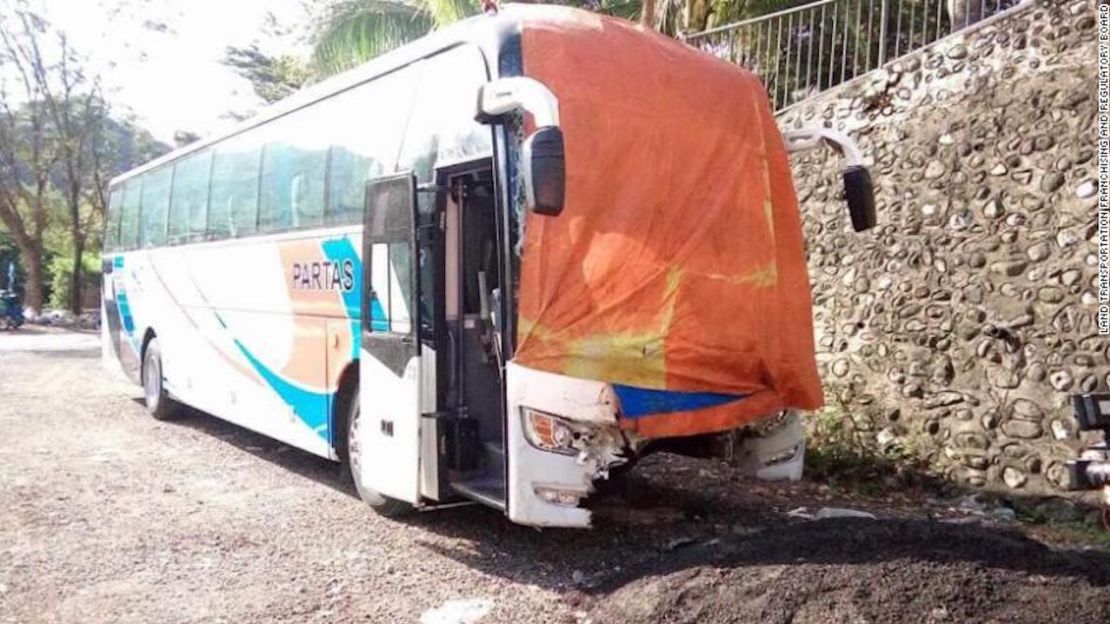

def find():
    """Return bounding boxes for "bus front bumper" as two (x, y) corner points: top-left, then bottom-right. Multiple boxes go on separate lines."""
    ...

(505, 361), (631, 528)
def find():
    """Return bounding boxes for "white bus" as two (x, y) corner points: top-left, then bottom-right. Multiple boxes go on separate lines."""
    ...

(101, 4), (874, 528)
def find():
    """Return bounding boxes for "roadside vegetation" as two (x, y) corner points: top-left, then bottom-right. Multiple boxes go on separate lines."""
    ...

(803, 400), (935, 497)
(0, 2), (167, 315)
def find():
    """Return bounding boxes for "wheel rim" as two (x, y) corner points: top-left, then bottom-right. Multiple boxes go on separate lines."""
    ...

(143, 352), (160, 408)
(348, 402), (362, 487)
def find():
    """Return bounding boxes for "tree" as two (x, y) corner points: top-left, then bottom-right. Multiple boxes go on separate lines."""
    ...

(173, 130), (201, 148)
(0, 2), (164, 315)
(641, 0), (656, 29)
(223, 45), (312, 105)
(222, 7), (313, 111)
(946, 0), (983, 31)
(0, 11), (56, 314)
(2, 6), (110, 314)
(312, 0), (471, 76)
(309, 0), (680, 78)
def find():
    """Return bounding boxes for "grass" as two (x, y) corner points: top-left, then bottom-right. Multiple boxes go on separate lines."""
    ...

(804, 402), (938, 497)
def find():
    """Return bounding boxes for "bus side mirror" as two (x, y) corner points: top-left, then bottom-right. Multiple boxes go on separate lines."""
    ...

(782, 127), (877, 232)
(476, 77), (565, 217)
(523, 127), (565, 216)
(843, 165), (876, 232)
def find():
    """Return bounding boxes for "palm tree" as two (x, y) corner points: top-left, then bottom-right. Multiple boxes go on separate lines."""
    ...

(311, 0), (684, 77)
(312, 0), (476, 76)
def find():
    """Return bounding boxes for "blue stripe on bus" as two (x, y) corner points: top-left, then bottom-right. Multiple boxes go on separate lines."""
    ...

(320, 236), (363, 359)
(111, 256), (139, 354)
(231, 338), (330, 440)
(116, 291), (135, 334)
(612, 384), (746, 419)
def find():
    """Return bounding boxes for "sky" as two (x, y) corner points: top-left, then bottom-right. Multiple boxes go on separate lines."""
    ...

(34, 0), (311, 143)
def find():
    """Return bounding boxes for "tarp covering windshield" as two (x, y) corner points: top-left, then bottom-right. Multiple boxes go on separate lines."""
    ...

(515, 6), (823, 438)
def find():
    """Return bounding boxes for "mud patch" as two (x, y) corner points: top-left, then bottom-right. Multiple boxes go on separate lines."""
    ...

(589, 519), (1110, 624)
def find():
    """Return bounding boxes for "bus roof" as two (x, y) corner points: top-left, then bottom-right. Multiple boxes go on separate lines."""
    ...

(110, 9), (511, 187)
(111, 4), (769, 188)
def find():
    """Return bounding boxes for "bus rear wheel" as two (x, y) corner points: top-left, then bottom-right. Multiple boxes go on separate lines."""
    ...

(346, 386), (413, 517)
(142, 338), (180, 421)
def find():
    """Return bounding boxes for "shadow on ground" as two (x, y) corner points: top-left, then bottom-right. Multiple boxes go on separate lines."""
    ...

(159, 401), (1110, 624)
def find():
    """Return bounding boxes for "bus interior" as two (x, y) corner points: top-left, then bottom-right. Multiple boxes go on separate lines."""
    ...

(439, 163), (507, 509)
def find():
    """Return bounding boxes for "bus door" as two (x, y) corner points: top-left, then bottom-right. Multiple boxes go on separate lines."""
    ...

(440, 163), (507, 510)
(357, 172), (424, 504)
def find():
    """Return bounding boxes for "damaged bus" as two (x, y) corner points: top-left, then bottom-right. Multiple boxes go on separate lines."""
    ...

(101, 4), (876, 528)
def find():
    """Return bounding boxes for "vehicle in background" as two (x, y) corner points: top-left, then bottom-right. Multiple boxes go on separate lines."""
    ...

(1066, 394), (1110, 528)
(100, 4), (874, 528)
(1, 261), (23, 330)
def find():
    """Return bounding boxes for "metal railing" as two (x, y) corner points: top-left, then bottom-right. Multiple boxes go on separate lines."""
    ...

(685, 0), (1026, 111)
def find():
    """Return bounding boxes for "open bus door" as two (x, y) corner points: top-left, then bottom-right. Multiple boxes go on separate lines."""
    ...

(356, 172), (423, 506)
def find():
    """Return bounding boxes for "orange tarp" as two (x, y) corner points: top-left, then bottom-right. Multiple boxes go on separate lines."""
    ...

(515, 6), (823, 438)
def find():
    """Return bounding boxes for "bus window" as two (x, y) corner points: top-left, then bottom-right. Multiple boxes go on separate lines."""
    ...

(209, 134), (262, 239)
(119, 179), (143, 250)
(139, 167), (172, 248)
(168, 151), (212, 245)
(105, 188), (123, 251)
(397, 45), (492, 184)
(258, 113), (327, 233)
(325, 68), (418, 226)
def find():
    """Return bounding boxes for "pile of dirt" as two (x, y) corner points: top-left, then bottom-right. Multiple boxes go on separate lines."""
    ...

(588, 518), (1110, 623)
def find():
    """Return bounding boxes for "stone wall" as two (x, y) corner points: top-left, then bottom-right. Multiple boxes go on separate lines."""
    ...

(779, 0), (1100, 495)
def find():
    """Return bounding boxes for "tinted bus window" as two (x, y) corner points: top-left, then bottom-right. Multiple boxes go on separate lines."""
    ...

(139, 167), (172, 248)
(105, 188), (123, 251)
(258, 113), (327, 233)
(209, 135), (262, 239)
(168, 151), (212, 244)
(326, 68), (418, 225)
(119, 179), (143, 250)
(397, 45), (492, 184)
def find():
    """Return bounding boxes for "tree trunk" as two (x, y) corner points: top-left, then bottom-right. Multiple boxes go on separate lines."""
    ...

(947, 0), (984, 32)
(68, 227), (84, 315)
(641, 0), (656, 30)
(16, 242), (43, 315)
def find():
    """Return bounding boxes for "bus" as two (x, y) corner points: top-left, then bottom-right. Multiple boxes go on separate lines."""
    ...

(101, 4), (875, 528)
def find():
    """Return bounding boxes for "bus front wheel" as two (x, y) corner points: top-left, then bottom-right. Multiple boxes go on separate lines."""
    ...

(346, 386), (413, 517)
(141, 338), (180, 421)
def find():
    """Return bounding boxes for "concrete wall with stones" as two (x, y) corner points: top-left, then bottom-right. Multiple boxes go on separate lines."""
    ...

(778, 0), (1100, 495)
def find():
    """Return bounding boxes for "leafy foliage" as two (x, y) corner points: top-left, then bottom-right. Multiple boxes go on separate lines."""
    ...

(311, 0), (452, 76)
(309, 0), (694, 79)
(0, 2), (168, 313)
(224, 45), (312, 105)
(804, 400), (933, 496)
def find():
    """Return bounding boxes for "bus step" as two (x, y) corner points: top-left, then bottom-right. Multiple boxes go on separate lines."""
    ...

(452, 477), (506, 511)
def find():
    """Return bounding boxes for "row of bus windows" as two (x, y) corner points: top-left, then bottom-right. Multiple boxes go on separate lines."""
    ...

(106, 45), (492, 251)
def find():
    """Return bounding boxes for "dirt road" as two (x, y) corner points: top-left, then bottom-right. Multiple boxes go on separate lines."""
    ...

(2, 328), (1109, 624)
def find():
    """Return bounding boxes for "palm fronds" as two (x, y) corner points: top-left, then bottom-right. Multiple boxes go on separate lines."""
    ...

(312, 1), (435, 76)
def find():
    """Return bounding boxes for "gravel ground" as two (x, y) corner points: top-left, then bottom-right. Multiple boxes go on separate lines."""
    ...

(2, 328), (1109, 624)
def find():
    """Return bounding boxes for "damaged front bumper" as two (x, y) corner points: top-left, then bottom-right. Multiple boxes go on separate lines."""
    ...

(504, 362), (808, 528)
(505, 361), (636, 527)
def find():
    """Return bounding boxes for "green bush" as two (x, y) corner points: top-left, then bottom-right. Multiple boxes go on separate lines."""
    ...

(46, 253), (100, 311)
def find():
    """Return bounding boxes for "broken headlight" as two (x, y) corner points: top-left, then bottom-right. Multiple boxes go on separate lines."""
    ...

(521, 407), (582, 456)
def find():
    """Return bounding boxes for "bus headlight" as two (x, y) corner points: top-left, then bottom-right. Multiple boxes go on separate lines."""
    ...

(521, 407), (580, 455)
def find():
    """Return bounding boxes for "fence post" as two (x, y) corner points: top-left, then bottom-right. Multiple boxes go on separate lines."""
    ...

(877, 0), (890, 66)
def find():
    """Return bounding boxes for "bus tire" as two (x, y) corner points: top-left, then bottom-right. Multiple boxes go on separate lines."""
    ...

(346, 386), (413, 517)
(141, 337), (180, 421)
